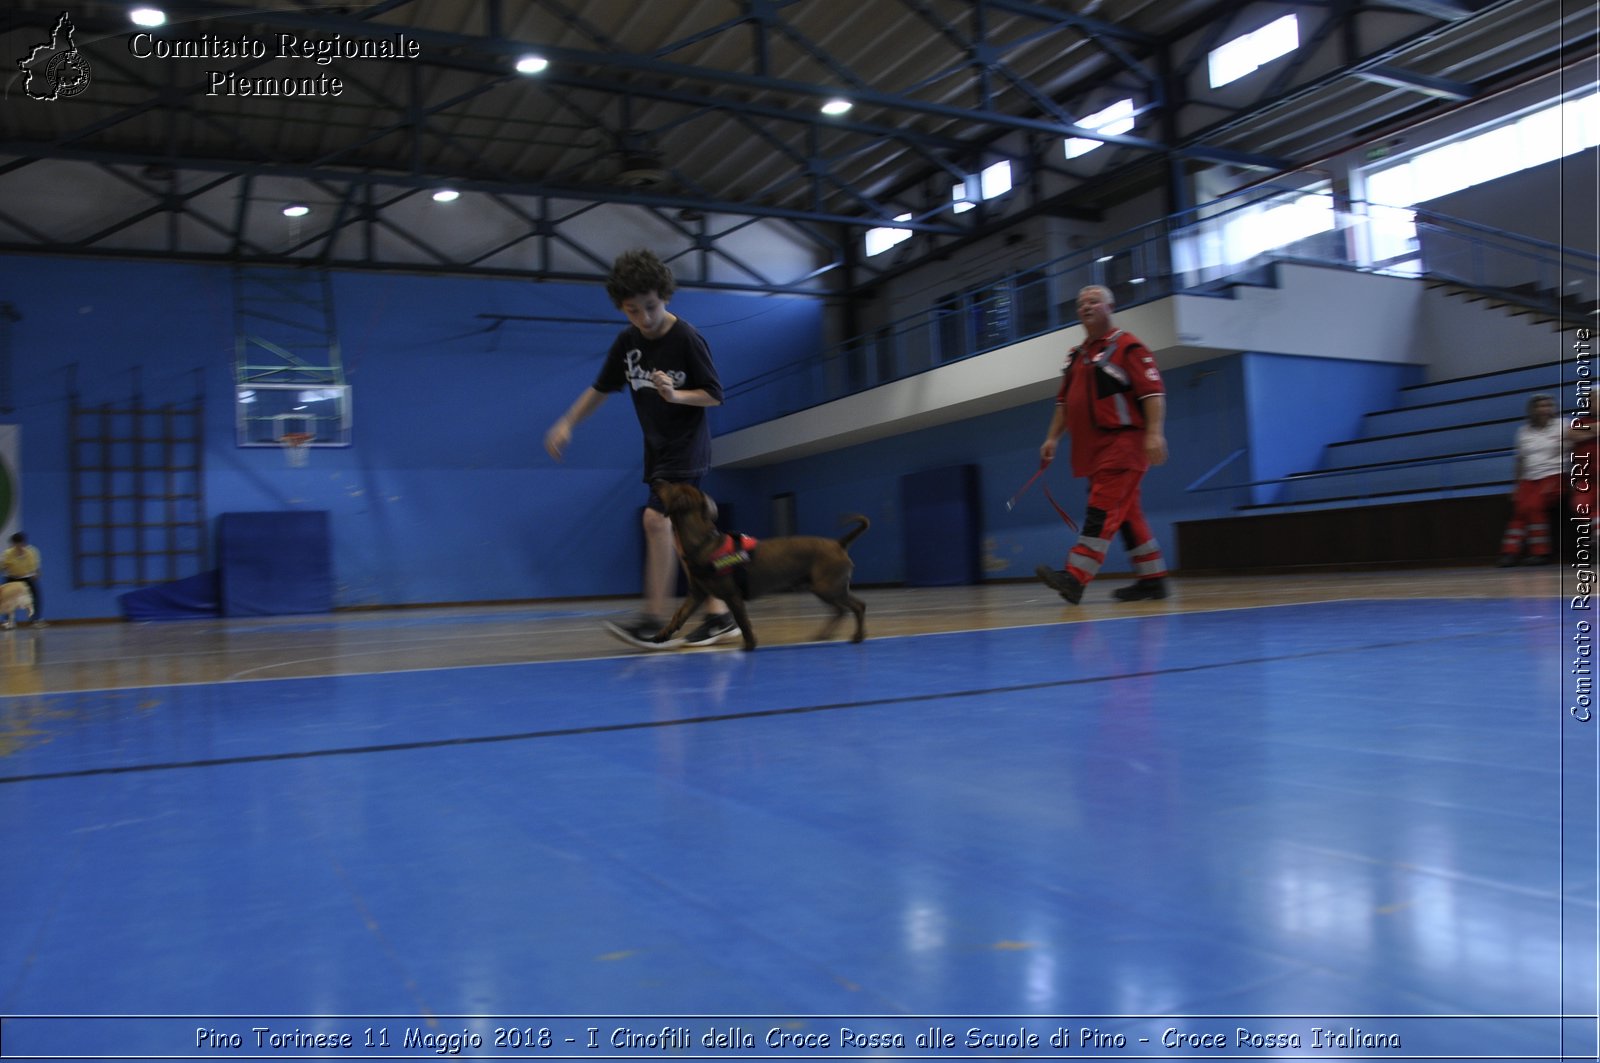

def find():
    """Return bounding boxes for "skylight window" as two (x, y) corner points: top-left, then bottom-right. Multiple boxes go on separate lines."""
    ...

(865, 213), (914, 257)
(950, 162), (1013, 214)
(1208, 14), (1299, 89)
(951, 177), (977, 214)
(1064, 98), (1136, 159)
(979, 160), (1012, 200)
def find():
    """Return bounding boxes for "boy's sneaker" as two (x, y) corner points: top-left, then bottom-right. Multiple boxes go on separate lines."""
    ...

(684, 612), (740, 646)
(1111, 579), (1168, 602)
(1034, 565), (1084, 604)
(603, 615), (683, 650)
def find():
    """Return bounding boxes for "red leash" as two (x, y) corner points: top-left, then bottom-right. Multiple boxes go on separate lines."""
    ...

(1005, 460), (1078, 532)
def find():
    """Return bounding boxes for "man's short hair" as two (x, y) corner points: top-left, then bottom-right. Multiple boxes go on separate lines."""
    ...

(8, 532), (24, 545)
(1078, 284), (1115, 307)
(606, 249), (676, 306)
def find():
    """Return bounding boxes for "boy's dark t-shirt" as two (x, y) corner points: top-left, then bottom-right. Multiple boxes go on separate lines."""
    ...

(593, 318), (723, 482)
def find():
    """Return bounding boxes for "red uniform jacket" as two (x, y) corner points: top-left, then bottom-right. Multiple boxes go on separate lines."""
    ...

(1057, 329), (1164, 477)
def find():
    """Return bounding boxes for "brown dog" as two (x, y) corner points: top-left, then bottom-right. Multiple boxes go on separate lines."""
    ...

(652, 481), (868, 651)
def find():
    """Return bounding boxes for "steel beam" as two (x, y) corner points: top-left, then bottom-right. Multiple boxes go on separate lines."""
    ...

(1354, 64), (1477, 100)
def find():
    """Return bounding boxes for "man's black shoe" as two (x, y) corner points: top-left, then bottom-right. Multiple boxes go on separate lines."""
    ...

(1111, 579), (1168, 602)
(1035, 565), (1084, 604)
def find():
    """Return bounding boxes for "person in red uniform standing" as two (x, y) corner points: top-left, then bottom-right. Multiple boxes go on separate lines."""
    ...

(1497, 393), (1563, 566)
(1035, 285), (1170, 605)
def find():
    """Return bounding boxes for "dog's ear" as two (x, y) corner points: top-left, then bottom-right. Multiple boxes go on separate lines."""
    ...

(701, 493), (719, 523)
(653, 480), (682, 510)
(657, 482), (699, 517)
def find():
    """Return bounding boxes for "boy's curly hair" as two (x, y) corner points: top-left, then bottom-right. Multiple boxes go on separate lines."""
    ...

(606, 249), (676, 306)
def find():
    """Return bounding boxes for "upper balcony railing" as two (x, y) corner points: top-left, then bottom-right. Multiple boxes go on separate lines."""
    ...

(718, 184), (1598, 432)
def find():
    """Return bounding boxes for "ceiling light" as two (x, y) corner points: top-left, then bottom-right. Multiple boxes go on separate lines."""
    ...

(432, 189), (461, 203)
(515, 55), (549, 75)
(130, 7), (166, 27)
(282, 204), (310, 218)
(820, 98), (852, 116)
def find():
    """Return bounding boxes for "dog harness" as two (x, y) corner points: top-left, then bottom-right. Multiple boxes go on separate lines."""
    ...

(705, 533), (758, 571)
(692, 533), (760, 597)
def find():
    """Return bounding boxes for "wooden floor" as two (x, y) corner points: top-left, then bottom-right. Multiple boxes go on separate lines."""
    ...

(0, 566), (1564, 695)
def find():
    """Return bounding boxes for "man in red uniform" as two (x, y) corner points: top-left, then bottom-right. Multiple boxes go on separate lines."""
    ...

(1496, 393), (1564, 566)
(1035, 285), (1169, 604)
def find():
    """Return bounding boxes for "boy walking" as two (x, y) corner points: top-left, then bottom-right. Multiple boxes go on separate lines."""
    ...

(544, 249), (739, 648)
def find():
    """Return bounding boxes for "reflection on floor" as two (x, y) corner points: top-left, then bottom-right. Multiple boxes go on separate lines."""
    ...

(0, 568), (1591, 1060)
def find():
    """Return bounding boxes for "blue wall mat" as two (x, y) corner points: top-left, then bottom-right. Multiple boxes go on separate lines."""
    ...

(218, 511), (333, 616)
(118, 570), (222, 622)
(901, 464), (982, 586)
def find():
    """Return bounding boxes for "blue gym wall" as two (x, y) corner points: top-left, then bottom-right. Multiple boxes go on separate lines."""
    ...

(1241, 353), (1425, 506)
(3, 255), (823, 620)
(709, 356), (1257, 586)
(6, 253), (1454, 619)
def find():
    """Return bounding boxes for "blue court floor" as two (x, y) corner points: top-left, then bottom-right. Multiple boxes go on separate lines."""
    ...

(0, 594), (1595, 1060)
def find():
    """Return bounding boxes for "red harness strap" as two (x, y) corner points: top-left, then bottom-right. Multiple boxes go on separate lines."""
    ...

(706, 533), (759, 571)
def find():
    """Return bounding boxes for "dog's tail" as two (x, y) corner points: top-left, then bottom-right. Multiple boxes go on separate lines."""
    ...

(837, 514), (870, 550)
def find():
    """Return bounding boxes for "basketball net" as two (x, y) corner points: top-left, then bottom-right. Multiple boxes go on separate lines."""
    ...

(279, 432), (314, 467)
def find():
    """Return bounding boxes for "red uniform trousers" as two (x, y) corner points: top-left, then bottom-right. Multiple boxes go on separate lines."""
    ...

(1064, 467), (1167, 587)
(1501, 475), (1561, 559)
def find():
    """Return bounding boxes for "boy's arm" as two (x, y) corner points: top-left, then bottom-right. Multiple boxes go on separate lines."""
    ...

(544, 388), (609, 460)
(650, 370), (720, 407)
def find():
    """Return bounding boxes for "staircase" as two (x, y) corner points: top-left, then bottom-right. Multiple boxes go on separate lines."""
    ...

(1424, 276), (1599, 330)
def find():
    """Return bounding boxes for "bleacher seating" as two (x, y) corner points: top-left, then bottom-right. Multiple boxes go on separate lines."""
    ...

(1178, 360), (1566, 571)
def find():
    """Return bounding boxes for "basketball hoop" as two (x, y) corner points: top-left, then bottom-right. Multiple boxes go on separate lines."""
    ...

(279, 432), (314, 467)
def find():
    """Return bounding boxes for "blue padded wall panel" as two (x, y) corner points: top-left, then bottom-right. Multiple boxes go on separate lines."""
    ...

(218, 511), (333, 616)
(901, 464), (981, 586)
(118, 570), (221, 621)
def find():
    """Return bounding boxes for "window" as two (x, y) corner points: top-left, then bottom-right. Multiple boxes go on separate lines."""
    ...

(1064, 98), (1136, 159)
(1171, 185), (1336, 281)
(951, 177), (977, 214)
(1227, 192), (1336, 262)
(980, 160), (1012, 200)
(1362, 92), (1600, 262)
(951, 162), (1013, 213)
(865, 213), (914, 257)
(1208, 14), (1299, 89)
